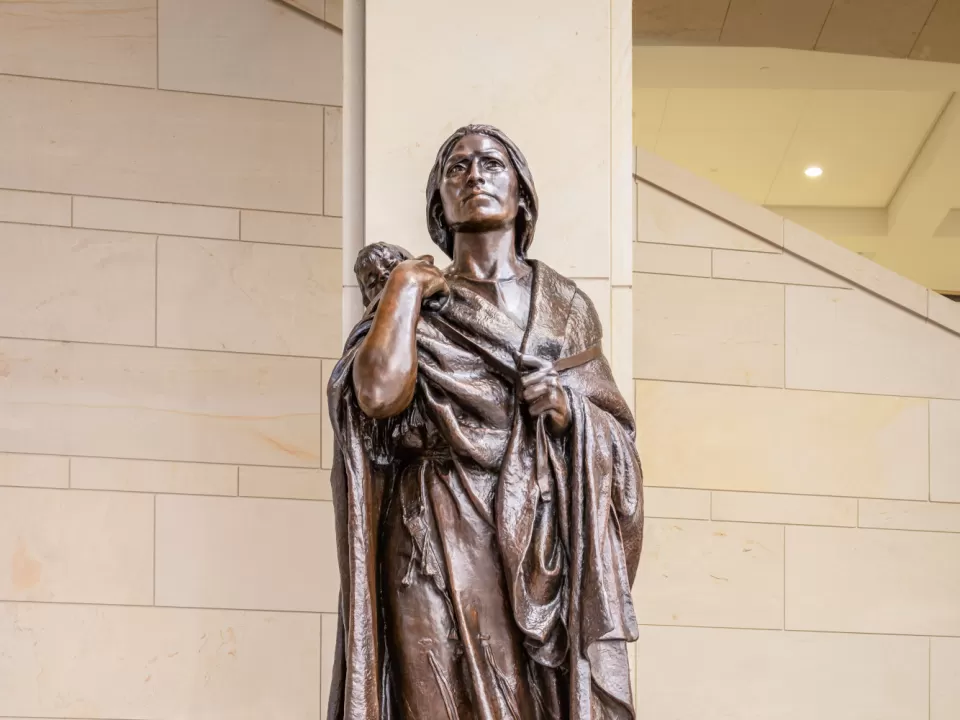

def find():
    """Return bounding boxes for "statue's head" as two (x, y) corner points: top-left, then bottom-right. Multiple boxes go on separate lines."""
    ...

(354, 241), (414, 306)
(426, 124), (539, 260)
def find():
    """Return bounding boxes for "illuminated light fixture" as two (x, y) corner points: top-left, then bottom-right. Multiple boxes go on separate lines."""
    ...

(804, 166), (823, 178)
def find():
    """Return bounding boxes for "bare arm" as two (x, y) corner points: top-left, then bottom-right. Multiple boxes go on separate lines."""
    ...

(352, 257), (446, 419)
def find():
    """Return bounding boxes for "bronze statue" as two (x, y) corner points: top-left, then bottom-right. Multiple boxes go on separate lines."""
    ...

(327, 125), (643, 719)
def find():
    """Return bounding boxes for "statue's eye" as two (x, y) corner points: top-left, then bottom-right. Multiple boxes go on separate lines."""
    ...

(447, 162), (466, 176)
(484, 159), (504, 171)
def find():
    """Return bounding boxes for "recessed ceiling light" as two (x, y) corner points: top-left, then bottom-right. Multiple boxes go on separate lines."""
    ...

(804, 166), (823, 178)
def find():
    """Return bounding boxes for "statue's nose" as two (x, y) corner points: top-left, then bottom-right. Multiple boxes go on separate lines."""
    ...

(466, 159), (484, 186)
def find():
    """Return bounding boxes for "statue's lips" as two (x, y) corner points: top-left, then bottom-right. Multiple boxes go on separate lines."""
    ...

(461, 191), (496, 205)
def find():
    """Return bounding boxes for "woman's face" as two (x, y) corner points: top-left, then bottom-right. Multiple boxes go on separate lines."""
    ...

(439, 134), (519, 234)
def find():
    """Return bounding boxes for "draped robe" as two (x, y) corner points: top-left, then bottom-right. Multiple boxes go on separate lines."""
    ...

(326, 260), (643, 719)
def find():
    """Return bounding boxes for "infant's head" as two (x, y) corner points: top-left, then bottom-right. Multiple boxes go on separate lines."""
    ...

(354, 242), (414, 306)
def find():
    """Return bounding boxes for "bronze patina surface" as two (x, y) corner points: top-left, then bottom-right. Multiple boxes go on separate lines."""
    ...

(327, 125), (643, 719)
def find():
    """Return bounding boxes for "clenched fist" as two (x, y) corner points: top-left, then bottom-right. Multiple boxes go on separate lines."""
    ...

(519, 354), (571, 437)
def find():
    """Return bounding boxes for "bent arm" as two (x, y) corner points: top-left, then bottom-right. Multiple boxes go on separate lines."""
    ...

(352, 270), (424, 419)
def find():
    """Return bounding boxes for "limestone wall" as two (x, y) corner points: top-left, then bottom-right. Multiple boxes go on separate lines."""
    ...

(0, 2), (343, 717)
(632, 146), (960, 720)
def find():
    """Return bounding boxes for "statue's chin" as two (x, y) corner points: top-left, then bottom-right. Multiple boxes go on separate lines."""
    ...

(449, 216), (515, 235)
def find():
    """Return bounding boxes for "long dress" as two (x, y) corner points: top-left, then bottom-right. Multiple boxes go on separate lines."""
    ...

(326, 260), (643, 720)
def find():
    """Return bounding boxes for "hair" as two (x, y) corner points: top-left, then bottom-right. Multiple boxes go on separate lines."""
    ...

(425, 124), (539, 260)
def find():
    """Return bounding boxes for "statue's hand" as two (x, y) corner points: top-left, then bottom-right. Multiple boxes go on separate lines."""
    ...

(390, 255), (449, 302)
(519, 354), (571, 437)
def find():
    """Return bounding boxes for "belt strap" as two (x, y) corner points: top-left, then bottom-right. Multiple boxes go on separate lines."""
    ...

(433, 319), (520, 382)
(553, 343), (602, 372)
(433, 318), (601, 379)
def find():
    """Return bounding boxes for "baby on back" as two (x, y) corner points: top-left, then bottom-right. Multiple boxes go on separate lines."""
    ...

(354, 242), (447, 312)
(353, 242), (414, 308)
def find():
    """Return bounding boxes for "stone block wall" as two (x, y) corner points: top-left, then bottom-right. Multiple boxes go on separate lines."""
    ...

(632, 147), (960, 720)
(0, 2), (343, 717)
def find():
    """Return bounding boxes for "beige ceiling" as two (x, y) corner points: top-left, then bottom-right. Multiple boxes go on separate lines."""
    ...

(634, 0), (960, 64)
(635, 88), (949, 206)
(634, 46), (960, 292)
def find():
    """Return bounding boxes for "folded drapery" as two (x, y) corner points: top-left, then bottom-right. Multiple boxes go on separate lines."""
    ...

(326, 261), (643, 720)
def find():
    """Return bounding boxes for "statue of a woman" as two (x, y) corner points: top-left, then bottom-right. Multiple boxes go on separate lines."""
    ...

(327, 125), (643, 719)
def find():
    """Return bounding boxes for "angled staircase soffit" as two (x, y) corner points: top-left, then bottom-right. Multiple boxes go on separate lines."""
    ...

(633, 146), (960, 339)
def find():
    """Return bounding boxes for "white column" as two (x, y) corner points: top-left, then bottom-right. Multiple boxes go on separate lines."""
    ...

(341, 0), (365, 342)
(358, 0), (633, 403)
(352, 0), (636, 700)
